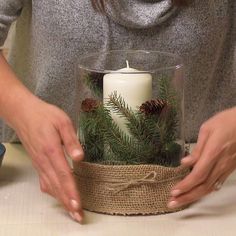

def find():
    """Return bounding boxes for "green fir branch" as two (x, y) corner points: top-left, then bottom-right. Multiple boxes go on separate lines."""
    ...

(158, 75), (180, 140)
(106, 92), (161, 147)
(79, 111), (104, 162)
(158, 75), (178, 107)
(84, 73), (103, 98)
(98, 105), (151, 164)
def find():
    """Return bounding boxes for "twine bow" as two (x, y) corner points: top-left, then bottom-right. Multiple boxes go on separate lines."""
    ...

(106, 171), (159, 194)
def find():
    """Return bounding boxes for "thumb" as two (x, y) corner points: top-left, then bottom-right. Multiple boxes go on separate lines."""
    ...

(58, 118), (84, 162)
(181, 154), (198, 167)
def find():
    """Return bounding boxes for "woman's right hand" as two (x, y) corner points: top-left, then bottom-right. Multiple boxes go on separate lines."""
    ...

(11, 97), (84, 223)
(0, 53), (84, 222)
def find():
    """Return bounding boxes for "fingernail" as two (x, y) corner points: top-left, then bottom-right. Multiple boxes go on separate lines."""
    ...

(168, 201), (178, 209)
(69, 212), (75, 220)
(181, 156), (193, 163)
(181, 157), (189, 163)
(71, 149), (83, 159)
(70, 199), (79, 211)
(171, 189), (181, 197)
(74, 212), (83, 223)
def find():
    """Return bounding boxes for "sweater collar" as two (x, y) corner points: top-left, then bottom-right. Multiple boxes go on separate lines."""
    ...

(105, 0), (177, 29)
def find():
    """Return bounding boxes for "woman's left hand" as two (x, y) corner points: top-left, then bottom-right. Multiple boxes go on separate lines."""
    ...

(168, 107), (236, 209)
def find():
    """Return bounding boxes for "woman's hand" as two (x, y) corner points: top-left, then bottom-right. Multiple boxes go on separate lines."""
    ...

(11, 97), (84, 223)
(0, 54), (83, 222)
(168, 107), (236, 209)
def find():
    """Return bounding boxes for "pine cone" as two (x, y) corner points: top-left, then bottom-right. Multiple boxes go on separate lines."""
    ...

(81, 98), (100, 112)
(140, 99), (167, 116)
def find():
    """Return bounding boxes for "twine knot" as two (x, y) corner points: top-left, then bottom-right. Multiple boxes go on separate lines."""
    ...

(107, 171), (158, 194)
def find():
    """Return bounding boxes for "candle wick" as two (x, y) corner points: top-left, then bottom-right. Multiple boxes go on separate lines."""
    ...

(126, 60), (130, 68)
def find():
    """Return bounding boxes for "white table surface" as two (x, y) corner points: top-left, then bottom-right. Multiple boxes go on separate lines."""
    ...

(0, 143), (236, 236)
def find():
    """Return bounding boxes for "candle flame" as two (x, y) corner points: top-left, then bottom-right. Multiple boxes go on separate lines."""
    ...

(126, 60), (130, 68)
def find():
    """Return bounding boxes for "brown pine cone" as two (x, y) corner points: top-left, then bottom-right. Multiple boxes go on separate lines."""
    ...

(81, 98), (100, 112)
(139, 99), (167, 116)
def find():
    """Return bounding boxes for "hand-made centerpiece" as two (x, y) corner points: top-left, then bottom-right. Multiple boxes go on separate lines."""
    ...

(74, 50), (189, 215)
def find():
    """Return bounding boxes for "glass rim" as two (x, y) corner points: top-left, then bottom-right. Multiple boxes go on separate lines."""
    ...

(77, 49), (184, 74)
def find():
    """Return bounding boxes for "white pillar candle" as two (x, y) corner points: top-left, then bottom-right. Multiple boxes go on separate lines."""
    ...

(103, 61), (152, 135)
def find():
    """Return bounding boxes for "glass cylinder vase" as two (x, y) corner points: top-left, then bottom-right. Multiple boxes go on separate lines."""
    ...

(74, 50), (188, 215)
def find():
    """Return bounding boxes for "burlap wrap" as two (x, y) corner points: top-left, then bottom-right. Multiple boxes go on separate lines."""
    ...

(73, 161), (189, 215)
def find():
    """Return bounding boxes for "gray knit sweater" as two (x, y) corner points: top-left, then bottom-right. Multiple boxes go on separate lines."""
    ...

(0, 0), (235, 142)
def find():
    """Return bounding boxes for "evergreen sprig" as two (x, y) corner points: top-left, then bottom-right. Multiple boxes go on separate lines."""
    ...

(158, 75), (178, 108)
(106, 92), (161, 147)
(80, 104), (154, 164)
(79, 108), (105, 162)
(158, 75), (180, 142)
(84, 72), (103, 98)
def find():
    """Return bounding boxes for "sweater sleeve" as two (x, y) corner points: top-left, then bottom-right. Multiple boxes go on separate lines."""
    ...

(232, 0), (236, 78)
(0, 0), (25, 47)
